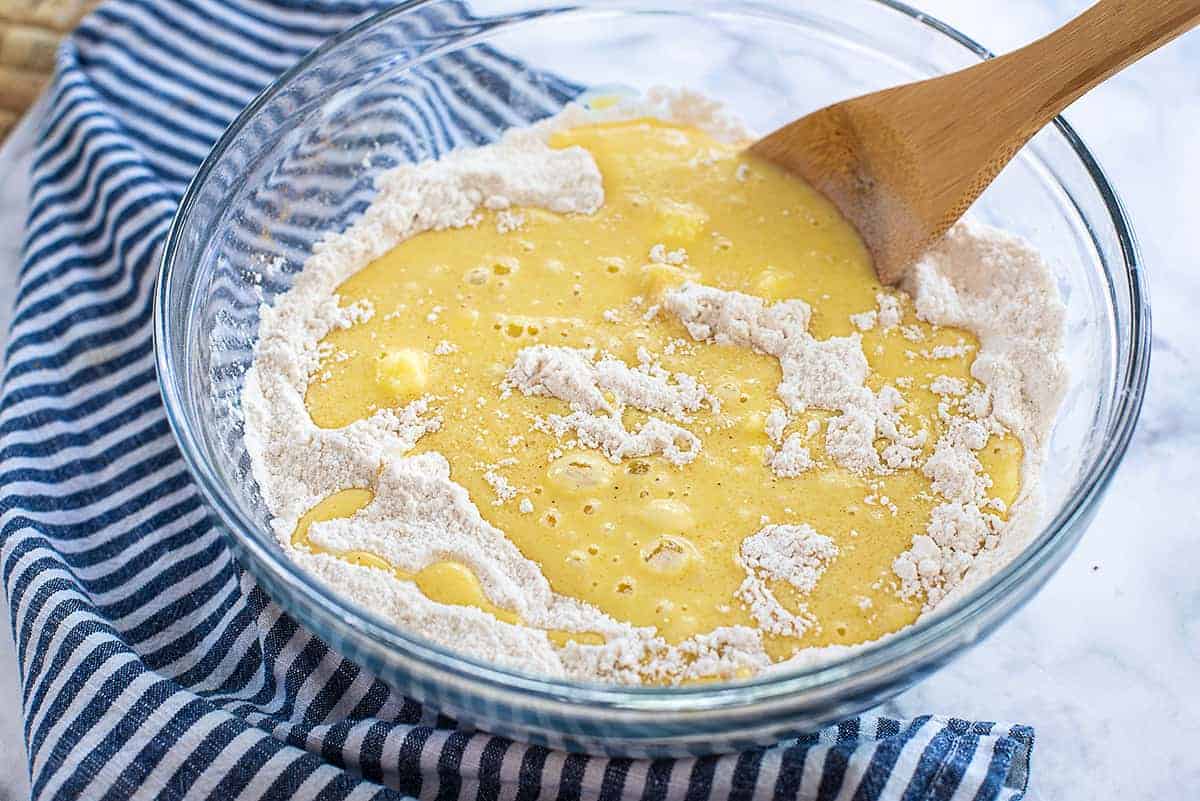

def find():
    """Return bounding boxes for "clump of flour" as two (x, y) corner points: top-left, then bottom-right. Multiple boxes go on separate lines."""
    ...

(765, 434), (814, 477)
(735, 524), (837, 638)
(742, 524), (838, 593)
(849, 293), (902, 332)
(505, 345), (715, 466)
(242, 87), (1066, 683)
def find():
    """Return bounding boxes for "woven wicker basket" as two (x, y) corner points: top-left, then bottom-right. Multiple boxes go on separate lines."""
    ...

(0, 0), (98, 138)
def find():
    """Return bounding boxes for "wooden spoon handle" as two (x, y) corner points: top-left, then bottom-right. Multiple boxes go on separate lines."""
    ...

(988, 0), (1200, 138)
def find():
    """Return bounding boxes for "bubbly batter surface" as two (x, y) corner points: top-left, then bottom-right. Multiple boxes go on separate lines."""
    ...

(295, 119), (1022, 662)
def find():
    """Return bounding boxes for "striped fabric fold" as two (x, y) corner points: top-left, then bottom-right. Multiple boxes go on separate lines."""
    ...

(0, 1), (1034, 799)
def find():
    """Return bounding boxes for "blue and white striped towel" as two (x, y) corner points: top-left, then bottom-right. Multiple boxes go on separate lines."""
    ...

(0, 1), (1036, 798)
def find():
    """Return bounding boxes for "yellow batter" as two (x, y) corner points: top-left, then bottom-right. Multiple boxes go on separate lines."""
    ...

(296, 119), (1021, 663)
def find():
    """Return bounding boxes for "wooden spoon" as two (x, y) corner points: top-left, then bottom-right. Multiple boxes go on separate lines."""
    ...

(750, 0), (1200, 284)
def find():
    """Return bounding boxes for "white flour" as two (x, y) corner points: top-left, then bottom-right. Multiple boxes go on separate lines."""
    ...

(736, 525), (835, 638)
(241, 88), (1067, 683)
(505, 344), (716, 466)
(764, 434), (814, 477)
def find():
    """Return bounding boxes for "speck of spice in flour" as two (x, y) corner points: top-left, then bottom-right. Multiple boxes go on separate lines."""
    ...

(241, 88), (1067, 684)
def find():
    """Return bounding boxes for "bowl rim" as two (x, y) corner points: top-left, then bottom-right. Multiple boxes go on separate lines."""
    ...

(154, 0), (1151, 710)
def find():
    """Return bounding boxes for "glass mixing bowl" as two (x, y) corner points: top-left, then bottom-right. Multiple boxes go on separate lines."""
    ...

(155, 0), (1149, 756)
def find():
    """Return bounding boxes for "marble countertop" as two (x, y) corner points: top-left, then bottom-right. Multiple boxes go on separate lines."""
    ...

(0, 1), (1196, 798)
